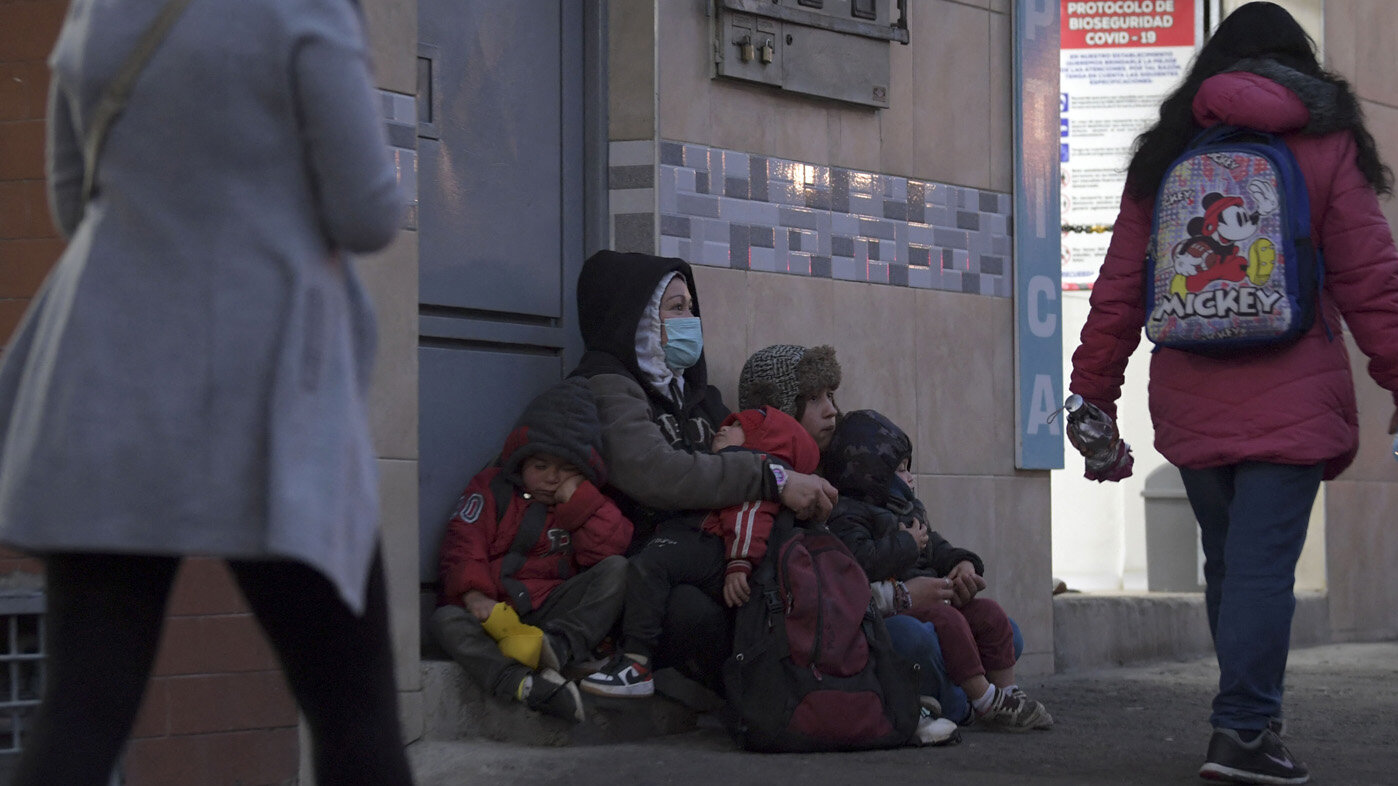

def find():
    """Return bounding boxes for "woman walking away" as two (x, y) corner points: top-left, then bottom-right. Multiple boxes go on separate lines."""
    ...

(0, 1), (413, 784)
(1070, 3), (1398, 784)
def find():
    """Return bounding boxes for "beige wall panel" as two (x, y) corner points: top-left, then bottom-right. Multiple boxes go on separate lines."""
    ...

(741, 270), (839, 346)
(657, 0), (713, 145)
(826, 107), (884, 176)
(689, 266), (754, 401)
(917, 473), (1055, 676)
(358, 233), (418, 461)
(362, 0), (416, 94)
(1322, 0), (1357, 80)
(1334, 332), (1398, 482)
(610, 0), (657, 140)
(881, 34), (919, 179)
(988, 8), (1013, 192)
(914, 290), (1015, 475)
(1348, 0), (1398, 108)
(708, 84), (777, 165)
(909, 1), (993, 189)
(1363, 101), (1398, 233)
(826, 281), (920, 443)
(378, 457), (421, 693)
(1323, 479), (1398, 640)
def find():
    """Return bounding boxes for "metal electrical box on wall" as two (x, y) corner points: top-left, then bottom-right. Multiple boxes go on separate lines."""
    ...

(713, 0), (909, 108)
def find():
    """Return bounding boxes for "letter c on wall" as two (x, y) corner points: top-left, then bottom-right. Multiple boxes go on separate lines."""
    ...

(1028, 275), (1058, 338)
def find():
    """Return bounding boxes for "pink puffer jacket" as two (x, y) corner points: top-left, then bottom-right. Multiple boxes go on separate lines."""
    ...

(1070, 69), (1398, 479)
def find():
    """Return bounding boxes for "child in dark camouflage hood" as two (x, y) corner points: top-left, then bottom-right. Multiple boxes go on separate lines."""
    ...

(823, 410), (1052, 732)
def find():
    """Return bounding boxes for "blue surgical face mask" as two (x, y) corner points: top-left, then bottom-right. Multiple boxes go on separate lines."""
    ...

(662, 316), (703, 370)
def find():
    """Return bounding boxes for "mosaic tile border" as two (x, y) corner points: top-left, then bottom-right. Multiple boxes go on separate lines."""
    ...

(380, 89), (419, 231)
(608, 140), (1012, 297)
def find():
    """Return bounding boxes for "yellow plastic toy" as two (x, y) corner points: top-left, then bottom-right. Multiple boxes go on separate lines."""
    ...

(481, 602), (544, 669)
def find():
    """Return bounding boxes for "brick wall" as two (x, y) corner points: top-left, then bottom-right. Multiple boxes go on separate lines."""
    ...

(0, 1), (62, 576)
(0, 4), (300, 784)
(125, 560), (300, 786)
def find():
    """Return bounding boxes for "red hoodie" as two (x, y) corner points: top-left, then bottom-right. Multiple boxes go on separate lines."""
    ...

(1071, 69), (1398, 478)
(701, 407), (820, 576)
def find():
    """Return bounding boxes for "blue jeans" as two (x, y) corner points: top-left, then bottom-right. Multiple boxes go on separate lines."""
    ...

(884, 612), (1024, 723)
(1178, 461), (1323, 731)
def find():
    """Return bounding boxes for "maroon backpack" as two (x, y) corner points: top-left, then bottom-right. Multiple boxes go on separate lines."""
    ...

(723, 516), (921, 751)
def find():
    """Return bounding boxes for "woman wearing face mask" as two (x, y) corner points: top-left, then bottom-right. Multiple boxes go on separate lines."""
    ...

(569, 250), (837, 697)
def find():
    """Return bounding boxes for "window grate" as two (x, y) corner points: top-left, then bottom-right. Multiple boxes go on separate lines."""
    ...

(0, 590), (45, 758)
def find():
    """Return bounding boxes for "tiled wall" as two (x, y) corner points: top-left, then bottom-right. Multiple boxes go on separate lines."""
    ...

(609, 139), (1012, 298)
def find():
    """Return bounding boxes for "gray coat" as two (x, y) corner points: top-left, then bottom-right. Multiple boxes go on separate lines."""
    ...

(0, 0), (402, 613)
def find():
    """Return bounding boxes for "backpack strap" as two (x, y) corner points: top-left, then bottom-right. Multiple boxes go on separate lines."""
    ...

(491, 473), (550, 615)
(81, 0), (196, 206)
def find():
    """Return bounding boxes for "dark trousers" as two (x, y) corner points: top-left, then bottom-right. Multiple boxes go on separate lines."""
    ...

(1179, 460), (1323, 731)
(432, 555), (627, 699)
(13, 549), (412, 786)
(621, 521), (730, 686)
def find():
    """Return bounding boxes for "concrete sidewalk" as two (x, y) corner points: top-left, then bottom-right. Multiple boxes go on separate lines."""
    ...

(408, 640), (1398, 786)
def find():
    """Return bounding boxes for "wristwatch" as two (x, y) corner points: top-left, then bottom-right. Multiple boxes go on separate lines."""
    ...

(769, 462), (789, 494)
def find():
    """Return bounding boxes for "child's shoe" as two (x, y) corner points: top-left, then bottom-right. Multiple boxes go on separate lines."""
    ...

(914, 697), (961, 746)
(977, 686), (1053, 732)
(579, 653), (653, 697)
(481, 603), (544, 669)
(517, 668), (586, 723)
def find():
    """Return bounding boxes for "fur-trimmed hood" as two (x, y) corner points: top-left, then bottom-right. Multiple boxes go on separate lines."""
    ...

(1197, 59), (1356, 136)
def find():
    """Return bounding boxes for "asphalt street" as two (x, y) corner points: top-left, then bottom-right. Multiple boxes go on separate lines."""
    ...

(409, 641), (1398, 786)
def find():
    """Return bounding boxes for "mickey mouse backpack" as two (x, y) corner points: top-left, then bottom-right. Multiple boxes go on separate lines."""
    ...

(1144, 125), (1323, 354)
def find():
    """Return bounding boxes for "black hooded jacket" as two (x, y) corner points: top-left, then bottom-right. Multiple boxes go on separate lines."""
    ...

(822, 410), (983, 582)
(569, 250), (774, 545)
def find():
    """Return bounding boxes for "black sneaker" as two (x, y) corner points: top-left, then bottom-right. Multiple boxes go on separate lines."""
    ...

(520, 668), (585, 723)
(579, 653), (653, 697)
(1199, 728), (1309, 784)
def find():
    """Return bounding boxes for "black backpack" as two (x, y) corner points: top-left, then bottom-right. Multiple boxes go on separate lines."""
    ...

(722, 513), (922, 752)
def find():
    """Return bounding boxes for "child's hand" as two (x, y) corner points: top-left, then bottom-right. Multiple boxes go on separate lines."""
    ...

(553, 472), (584, 505)
(723, 572), (751, 607)
(901, 519), (929, 551)
(463, 590), (497, 622)
(945, 560), (986, 607)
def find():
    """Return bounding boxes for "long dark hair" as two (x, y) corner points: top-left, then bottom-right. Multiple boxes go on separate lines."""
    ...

(1125, 1), (1392, 198)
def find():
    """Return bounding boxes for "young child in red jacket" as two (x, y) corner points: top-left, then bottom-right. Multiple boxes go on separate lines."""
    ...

(580, 406), (819, 697)
(431, 378), (633, 723)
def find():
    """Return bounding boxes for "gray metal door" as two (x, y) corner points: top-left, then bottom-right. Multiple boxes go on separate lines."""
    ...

(417, 0), (599, 583)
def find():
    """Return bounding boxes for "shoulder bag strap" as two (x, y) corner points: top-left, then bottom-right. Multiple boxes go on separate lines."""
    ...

(488, 473), (552, 615)
(81, 0), (196, 206)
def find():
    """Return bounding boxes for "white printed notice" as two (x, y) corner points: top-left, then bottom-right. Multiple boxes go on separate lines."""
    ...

(1060, 0), (1199, 290)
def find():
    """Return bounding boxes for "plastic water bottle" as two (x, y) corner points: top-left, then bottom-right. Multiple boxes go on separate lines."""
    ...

(1391, 431), (1398, 462)
(1063, 394), (1119, 461)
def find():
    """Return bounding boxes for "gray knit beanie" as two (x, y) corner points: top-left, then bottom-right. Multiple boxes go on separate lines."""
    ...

(738, 344), (842, 418)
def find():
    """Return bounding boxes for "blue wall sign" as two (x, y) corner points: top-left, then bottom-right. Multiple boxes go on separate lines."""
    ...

(1013, 0), (1064, 470)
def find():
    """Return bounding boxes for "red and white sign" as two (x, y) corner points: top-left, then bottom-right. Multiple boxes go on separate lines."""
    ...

(1059, 0), (1200, 290)
(1062, 1), (1195, 49)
